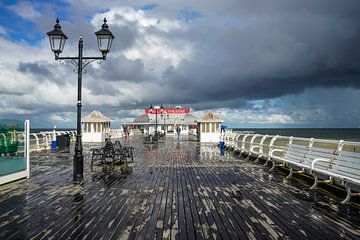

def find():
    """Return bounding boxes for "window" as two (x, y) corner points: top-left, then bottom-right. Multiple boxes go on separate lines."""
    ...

(211, 123), (215, 132)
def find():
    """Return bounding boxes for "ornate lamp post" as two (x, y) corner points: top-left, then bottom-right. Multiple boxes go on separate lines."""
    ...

(160, 105), (169, 134)
(47, 18), (114, 182)
(149, 104), (163, 136)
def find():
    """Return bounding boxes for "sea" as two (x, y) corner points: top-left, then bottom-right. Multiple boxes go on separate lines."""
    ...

(233, 128), (360, 142)
(31, 128), (74, 134)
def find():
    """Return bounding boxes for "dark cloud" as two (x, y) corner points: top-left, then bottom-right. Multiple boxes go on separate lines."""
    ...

(158, 2), (360, 106)
(18, 62), (51, 77)
(4, 0), (360, 128)
(111, 24), (138, 50)
(98, 55), (147, 82)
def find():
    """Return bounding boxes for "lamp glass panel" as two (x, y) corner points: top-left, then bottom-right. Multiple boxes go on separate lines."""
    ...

(59, 36), (66, 52)
(97, 35), (110, 52)
(49, 35), (66, 52)
(49, 35), (61, 51)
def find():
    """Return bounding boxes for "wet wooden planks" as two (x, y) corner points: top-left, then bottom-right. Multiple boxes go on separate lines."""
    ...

(0, 136), (360, 239)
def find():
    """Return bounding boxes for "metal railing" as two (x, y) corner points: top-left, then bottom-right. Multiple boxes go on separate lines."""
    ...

(14, 129), (129, 153)
(223, 130), (360, 159)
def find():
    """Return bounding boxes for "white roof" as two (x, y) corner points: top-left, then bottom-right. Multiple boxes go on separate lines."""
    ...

(197, 112), (223, 123)
(132, 113), (198, 125)
(81, 111), (112, 123)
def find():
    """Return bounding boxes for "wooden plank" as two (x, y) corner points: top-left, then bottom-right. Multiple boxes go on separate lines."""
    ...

(1, 137), (360, 240)
(154, 166), (171, 240)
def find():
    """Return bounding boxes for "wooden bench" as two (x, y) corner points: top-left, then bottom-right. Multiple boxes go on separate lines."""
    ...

(269, 139), (338, 176)
(310, 141), (360, 204)
(91, 140), (128, 169)
(144, 134), (158, 144)
(224, 133), (360, 204)
(157, 132), (166, 140)
(227, 133), (238, 150)
(114, 141), (134, 161)
(270, 139), (360, 203)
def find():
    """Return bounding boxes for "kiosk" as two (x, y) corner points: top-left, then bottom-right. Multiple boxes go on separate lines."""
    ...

(196, 112), (223, 143)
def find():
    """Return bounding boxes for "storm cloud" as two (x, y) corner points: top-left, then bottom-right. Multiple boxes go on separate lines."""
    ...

(1, 0), (360, 127)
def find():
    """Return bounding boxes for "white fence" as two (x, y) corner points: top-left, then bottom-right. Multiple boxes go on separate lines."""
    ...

(223, 131), (360, 161)
(34, 130), (76, 152)
(16, 129), (127, 153)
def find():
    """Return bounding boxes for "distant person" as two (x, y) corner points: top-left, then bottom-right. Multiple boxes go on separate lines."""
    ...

(176, 126), (181, 140)
(124, 127), (128, 140)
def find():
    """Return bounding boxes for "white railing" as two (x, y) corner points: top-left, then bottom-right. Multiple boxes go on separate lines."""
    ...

(18, 129), (127, 153)
(15, 130), (77, 153)
(222, 131), (360, 161)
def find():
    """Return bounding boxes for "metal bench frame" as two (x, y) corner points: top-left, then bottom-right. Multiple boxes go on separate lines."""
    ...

(224, 133), (360, 204)
(91, 140), (131, 169)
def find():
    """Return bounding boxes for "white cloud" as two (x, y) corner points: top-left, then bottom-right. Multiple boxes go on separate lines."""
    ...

(92, 7), (184, 33)
(0, 1), (359, 129)
(49, 112), (74, 122)
(8, 2), (41, 19)
(209, 108), (295, 125)
(92, 7), (192, 75)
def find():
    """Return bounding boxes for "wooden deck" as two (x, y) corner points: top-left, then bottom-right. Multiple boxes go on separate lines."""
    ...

(1, 135), (360, 239)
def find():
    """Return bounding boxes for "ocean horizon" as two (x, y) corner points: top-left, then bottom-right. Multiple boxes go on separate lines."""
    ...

(233, 128), (360, 142)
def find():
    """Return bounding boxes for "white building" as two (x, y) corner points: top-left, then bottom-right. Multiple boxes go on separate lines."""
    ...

(125, 106), (198, 135)
(82, 111), (112, 142)
(196, 112), (223, 143)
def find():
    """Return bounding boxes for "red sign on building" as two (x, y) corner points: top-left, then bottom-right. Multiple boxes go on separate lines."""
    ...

(145, 109), (190, 114)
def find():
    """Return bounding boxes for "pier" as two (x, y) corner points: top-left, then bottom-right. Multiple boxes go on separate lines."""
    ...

(1, 135), (360, 239)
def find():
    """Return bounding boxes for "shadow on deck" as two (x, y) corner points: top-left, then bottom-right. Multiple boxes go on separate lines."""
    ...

(0, 135), (360, 239)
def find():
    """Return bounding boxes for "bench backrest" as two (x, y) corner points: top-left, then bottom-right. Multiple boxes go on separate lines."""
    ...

(242, 134), (254, 152)
(249, 134), (262, 155)
(283, 143), (308, 164)
(114, 141), (122, 149)
(305, 146), (338, 171)
(281, 138), (339, 169)
(332, 142), (360, 182)
(103, 141), (114, 153)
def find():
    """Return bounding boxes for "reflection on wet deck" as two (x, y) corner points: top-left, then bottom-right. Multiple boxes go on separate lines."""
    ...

(0, 135), (360, 239)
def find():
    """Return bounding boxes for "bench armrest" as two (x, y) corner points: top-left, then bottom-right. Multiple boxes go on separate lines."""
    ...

(270, 148), (285, 157)
(311, 157), (331, 171)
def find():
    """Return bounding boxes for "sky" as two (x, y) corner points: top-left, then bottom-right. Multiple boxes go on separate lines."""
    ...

(0, 0), (359, 128)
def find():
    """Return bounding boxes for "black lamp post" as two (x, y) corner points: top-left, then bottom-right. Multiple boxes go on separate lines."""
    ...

(160, 105), (169, 134)
(47, 18), (114, 182)
(149, 104), (163, 136)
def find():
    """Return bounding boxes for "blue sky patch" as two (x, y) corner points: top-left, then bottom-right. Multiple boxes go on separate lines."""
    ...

(0, 0), (70, 45)
(178, 8), (202, 23)
(140, 3), (158, 11)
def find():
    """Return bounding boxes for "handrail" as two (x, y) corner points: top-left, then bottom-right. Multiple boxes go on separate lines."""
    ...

(10, 130), (77, 153)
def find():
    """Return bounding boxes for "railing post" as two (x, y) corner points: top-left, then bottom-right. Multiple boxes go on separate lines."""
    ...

(32, 134), (39, 152)
(242, 134), (249, 152)
(43, 134), (48, 149)
(269, 135), (279, 158)
(259, 135), (268, 154)
(25, 120), (30, 178)
(250, 134), (258, 153)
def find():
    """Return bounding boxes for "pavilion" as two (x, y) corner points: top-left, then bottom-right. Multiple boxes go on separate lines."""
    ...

(82, 110), (112, 142)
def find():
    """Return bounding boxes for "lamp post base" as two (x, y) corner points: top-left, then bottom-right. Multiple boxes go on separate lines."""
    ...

(73, 154), (84, 182)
